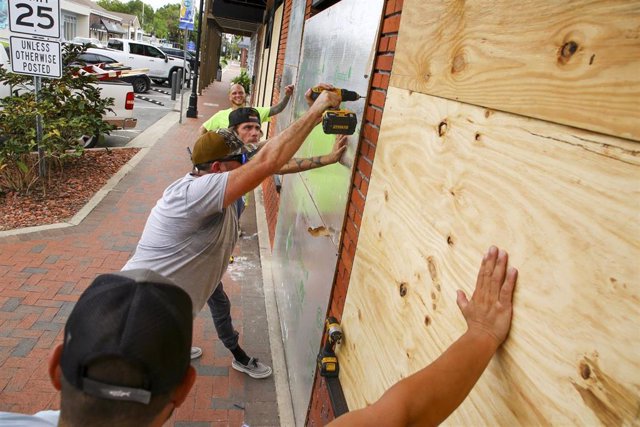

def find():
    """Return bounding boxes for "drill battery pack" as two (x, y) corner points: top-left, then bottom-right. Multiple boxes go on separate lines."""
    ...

(317, 351), (339, 377)
(322, 110), (357, 135)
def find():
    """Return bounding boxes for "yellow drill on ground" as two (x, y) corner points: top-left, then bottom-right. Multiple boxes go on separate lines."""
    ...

(317, 316), (343, 377)
(310, 87), (364, 135)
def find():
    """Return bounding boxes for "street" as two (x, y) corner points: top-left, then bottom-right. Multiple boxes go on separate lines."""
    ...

(99, 82), (192, 148)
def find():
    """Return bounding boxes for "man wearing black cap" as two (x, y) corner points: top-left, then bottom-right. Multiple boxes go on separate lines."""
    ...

(226, 106), (347, 175)
(0, 269), (196, 426)
(122, 88), (342, 379)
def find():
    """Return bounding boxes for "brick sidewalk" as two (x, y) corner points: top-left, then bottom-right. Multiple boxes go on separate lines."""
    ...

(0, 65), (281, 426)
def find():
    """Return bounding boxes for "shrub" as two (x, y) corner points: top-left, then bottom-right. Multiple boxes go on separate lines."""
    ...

(0, 43), (114, 194)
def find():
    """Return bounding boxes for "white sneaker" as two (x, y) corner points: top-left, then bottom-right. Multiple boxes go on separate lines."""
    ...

(190, 346), (203, 360)
(231, 357), (272, 379)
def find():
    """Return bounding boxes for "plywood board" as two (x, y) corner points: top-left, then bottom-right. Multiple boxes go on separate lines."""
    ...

(391, 0), (640, 141)
(338, 86), (640, 425)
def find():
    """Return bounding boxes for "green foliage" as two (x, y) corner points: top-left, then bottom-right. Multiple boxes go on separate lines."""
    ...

(0, 44), (114, 194)
(97, 0), (155, 35)
(232, 70), (251, 95)
(154, 4), (181, 41)
(220, 57), (228, 68)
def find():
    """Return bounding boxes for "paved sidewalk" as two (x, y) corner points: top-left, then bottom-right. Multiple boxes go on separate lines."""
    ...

(0, 65), (282, 426)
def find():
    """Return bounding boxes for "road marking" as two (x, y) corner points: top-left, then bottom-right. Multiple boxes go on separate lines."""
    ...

(135, 95), (165, 106)
(151, 88), (171, 95)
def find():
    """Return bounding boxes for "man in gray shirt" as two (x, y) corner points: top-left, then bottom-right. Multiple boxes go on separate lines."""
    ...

(123, 87), (341, 379)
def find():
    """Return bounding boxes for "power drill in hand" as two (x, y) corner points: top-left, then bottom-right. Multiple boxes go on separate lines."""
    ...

(310, 87), (364, 135)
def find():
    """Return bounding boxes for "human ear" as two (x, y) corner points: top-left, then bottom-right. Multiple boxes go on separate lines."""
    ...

(48, 344), (64, 391)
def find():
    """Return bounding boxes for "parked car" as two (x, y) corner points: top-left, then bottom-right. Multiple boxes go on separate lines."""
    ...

(71, 37), (106, 49)
(158, 46), (197, 70)
(69, 52), (131, 71)
(0, 46), (137, 148)
(86, 39), (190, 87)
(68, 52), (151, 94)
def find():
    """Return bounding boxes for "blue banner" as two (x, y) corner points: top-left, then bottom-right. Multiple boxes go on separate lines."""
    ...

(179, 0), (195, 31)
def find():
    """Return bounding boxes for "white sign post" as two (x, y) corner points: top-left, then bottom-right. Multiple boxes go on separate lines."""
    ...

(8, 0), (62, 177)
(8, 0), (60, 38)
(9, 36), (61, 78)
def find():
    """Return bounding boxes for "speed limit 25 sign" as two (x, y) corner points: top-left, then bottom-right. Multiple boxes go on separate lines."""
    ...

(8, 0), (61, 39)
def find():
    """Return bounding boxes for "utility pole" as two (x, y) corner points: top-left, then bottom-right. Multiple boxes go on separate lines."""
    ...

(186, 0), (204, 118)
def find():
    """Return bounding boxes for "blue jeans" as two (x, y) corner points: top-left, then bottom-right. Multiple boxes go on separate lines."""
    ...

(206, 282), (239, 350)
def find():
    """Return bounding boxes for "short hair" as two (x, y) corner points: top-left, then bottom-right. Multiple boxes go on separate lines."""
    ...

(59, 358), (173, 426)
(229, 83), (245, 93)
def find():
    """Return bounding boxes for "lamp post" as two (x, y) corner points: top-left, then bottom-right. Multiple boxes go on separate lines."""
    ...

(186, 0), (206, 118)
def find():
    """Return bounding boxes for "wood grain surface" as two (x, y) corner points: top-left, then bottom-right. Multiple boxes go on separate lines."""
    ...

(391, 0), (640, 141)
(338, 87), (640, 425)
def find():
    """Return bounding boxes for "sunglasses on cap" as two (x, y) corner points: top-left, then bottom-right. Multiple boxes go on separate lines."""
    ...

(218, 152), (248, 165)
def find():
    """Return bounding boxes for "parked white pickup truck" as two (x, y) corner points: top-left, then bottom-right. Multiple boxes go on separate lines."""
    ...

(87, 38), (190, 87)
(0, 45), (137, 148)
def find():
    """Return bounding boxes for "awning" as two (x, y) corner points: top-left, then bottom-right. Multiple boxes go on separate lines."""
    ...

(101, 19), (125, 34)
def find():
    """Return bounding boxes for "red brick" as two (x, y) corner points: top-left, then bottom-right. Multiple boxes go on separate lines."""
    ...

(353, 210), (363, 228)
(395, 0), (404, 12)
(360, 176), (370, 195)
(382, 14), (401, 33)
(363, 123), (380, 143)
(351, 187), (366, 213)
(378, 36), (389, 52)
(353, 172), (362, 189)
(388, 35), (398, 51)
(370, 89), (386, 108)
(365, 107), (376, 123)
(375, 109), (383, 126)
(357, 157), (373, 178)
(375, 55), (394, 71)
(385, 0), (396, 16)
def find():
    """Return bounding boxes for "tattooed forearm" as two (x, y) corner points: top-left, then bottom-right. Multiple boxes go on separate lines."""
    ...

(277, 156), (328, 174)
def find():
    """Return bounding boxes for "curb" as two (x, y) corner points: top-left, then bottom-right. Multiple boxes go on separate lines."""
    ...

(0, 111), (180, 238)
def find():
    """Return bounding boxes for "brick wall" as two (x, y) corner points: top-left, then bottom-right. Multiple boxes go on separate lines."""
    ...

(260, 0), (293, 246)
(306, 0), (403, 424)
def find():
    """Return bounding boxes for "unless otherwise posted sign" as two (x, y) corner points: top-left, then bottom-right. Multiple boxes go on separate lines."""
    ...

(10, 36), (61, 78)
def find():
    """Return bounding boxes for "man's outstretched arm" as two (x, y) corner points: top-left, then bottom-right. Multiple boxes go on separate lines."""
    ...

(276, 134), (347, 174)
(223, 89), (341, 207)
(268, 84), (294, 116)
(328, 246), (518, 427)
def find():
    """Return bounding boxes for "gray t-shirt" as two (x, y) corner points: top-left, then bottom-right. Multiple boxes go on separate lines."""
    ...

(122, 172), (238, 316)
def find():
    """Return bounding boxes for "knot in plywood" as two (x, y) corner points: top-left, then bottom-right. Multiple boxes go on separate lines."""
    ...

(558, 39), (580, 65)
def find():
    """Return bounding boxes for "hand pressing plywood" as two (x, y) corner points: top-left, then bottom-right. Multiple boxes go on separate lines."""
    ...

(338, 86), (640, 425)
(391, 0), (640, 141)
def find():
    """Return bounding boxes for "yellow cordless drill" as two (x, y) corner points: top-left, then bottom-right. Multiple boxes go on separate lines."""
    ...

(310, 87), (364, 135)
(317, 316), (343, 377)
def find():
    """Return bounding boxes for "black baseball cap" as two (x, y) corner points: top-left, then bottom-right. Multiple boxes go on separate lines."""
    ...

(229, 107), (262, 127)
(60, 269), (193, 404)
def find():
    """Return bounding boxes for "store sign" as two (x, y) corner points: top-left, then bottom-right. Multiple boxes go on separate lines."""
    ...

(10, 36), (61, 78)
(8, 0), (60, 39)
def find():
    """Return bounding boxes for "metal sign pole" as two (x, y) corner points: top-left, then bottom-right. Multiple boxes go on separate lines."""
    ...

(34, 76), (45, 177)
(180, 29), (188, 123)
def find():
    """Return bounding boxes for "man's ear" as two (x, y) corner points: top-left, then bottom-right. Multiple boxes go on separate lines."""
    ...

(210, 162), (223, 173)
(48, 343), (64, 391)
(172, 366), (196, 407)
